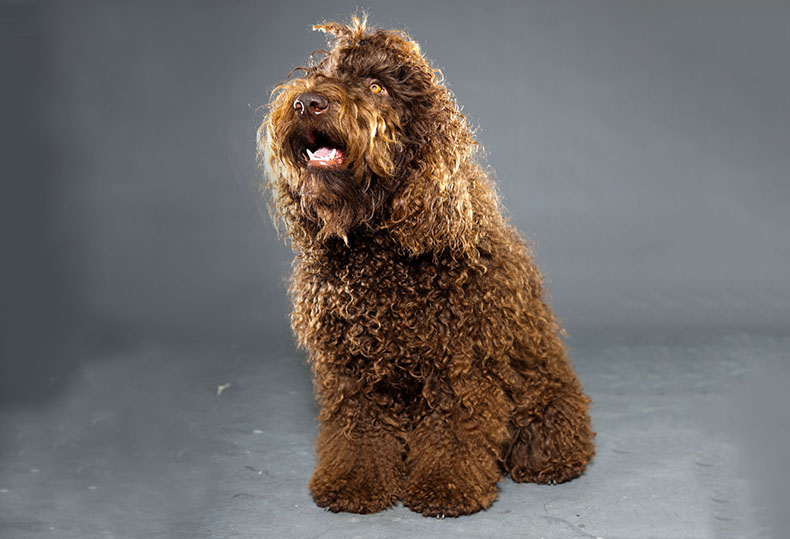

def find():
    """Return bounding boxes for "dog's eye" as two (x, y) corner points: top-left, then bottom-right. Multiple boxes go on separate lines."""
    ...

(369, 82), (387, 96)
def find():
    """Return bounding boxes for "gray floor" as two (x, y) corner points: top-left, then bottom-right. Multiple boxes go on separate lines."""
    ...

(1, 332), (787, 539)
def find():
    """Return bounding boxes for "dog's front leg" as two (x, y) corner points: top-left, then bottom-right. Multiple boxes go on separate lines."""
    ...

(308, 373), (405, 514)
(402, 367), (510, 517)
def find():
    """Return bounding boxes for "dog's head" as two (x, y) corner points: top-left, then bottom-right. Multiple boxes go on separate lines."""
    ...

(260, 15), (496, 255)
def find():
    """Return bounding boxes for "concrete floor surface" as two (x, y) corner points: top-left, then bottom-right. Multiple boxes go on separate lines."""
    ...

(1, 332), (786, 538)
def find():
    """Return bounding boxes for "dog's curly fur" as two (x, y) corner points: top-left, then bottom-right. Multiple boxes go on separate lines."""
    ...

(259, 15), (595, 517)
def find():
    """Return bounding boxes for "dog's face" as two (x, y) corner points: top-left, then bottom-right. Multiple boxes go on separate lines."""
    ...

(261, 16), (480, 251)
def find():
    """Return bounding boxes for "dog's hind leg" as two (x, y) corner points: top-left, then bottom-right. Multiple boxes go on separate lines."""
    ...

(504, 334), (595, 484)
(505, 382), (595, 484)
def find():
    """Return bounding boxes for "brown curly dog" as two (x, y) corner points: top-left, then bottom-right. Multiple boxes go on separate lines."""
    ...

(259, 15), (595, 517)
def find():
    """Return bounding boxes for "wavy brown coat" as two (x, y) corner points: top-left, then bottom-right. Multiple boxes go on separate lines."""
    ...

(260, 16), (595, 517)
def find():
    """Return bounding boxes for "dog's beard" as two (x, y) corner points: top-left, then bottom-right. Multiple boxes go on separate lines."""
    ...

(298, 167), (379, 243)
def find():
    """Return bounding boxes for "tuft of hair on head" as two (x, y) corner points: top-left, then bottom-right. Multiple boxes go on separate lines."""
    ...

(313, 12), (369, 40)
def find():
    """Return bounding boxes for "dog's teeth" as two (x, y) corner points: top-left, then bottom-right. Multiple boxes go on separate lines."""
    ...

(306, 149), (315, 160)
(329, 149), (336, 158)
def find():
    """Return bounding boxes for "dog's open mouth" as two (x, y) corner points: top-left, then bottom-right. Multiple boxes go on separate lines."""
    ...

(307, 147), (344, 167)
(299, 129), (345, 169)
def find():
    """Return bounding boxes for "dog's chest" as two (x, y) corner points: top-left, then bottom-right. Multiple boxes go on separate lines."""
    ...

(296, 248), (473, 367)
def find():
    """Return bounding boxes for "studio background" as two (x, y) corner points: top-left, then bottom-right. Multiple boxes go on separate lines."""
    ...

(2, 1), (789, 538)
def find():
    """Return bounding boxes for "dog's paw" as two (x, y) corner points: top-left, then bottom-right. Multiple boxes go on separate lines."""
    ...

(509, 461), (587, 485)
(402, 473), (498, 517)
(310, 470), (397, 514)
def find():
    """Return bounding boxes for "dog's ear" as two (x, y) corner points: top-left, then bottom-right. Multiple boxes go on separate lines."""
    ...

(385, 101), (499, 259)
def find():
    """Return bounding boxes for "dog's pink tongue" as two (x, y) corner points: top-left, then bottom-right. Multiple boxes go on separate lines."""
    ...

(313, 147), (335, 158)
(308, 147), (344, 166)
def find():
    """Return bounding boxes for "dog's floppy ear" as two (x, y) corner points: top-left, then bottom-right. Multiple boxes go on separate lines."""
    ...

(385, 100), (499, 259)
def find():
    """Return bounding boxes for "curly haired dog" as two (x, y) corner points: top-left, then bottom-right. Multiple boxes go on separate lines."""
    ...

(259, 16), (595, 517)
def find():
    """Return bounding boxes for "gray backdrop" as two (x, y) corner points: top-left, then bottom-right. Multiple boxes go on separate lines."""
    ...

(4, 0), (789, 398)
(2, 1), (789, 537)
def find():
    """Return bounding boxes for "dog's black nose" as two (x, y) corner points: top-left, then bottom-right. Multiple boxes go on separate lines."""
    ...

(294, 92), (329, 116)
